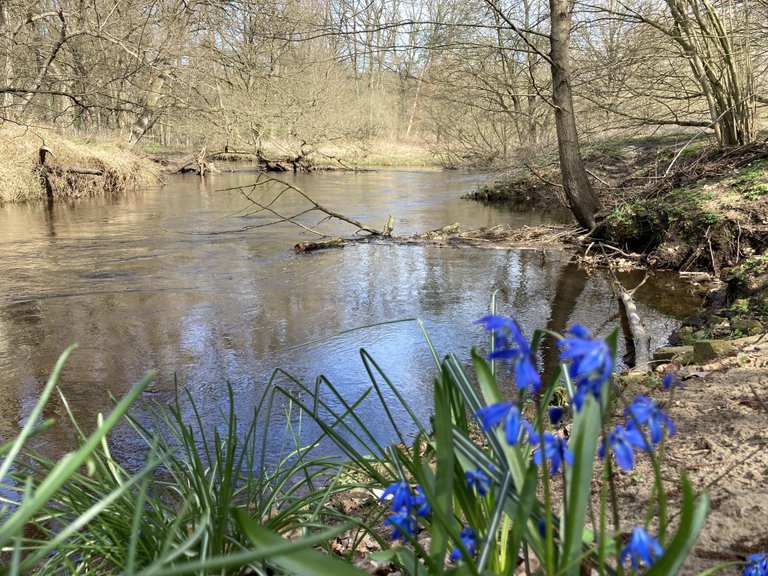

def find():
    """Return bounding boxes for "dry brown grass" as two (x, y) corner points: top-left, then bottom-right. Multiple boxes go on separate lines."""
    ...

(0, 126), (157, 204)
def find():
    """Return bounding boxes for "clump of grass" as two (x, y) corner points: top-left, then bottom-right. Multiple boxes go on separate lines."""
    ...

(0, 126), (157, 204)
(1, 348), (375, 574)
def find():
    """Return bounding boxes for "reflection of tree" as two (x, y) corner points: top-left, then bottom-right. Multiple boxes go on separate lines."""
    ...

(0, 300), (45, 441)
(542, 257), (589, 382)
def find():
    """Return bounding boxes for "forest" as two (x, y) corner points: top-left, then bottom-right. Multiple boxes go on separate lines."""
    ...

(0, 0), (768, 575)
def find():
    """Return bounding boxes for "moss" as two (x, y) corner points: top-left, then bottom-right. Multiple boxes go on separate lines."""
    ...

(730, 158), (768, 200)
(727, 254), (768, 287)
(677, 141), (708, 157)
(604, 184), (723, 249)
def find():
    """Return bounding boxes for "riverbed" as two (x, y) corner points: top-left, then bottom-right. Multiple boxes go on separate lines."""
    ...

(0, 169), (702, 465)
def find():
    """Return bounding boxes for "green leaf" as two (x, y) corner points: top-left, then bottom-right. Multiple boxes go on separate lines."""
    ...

(0, 346), (75, 483)
(694, 562), (741, 576)
(645, 476), (709, 576)
(505, 464), (539, 574)
(472, 350), (501, 405)
(235, 510), (369, 576)
(560, 390), (603, 576)
(430, 367), (455, 565)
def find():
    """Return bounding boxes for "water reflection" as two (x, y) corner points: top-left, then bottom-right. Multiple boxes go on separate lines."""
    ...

(0, 170), (701, 464)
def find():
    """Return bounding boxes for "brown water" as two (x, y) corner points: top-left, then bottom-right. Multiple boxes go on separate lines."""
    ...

(0, 169), (700, 464)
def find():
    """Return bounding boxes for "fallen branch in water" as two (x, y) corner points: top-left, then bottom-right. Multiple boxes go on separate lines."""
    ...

(613, 274), (651, 371)
(220, 174), (389, 238)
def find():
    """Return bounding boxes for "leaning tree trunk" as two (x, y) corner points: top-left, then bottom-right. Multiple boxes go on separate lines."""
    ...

(128, 72), (169, 147)
(548, 0), (601, 229)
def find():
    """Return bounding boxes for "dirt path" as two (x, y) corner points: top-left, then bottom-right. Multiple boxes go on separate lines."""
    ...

(616, 335), (768, 574)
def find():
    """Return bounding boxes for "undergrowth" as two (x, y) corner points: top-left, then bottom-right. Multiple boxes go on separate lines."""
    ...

(2, 313), (764, 575)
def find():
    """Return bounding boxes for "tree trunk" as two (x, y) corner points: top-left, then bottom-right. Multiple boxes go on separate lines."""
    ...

(0, 0), (12, 112)
(548, 0), (601, 229)
(128, 72), (168, 147)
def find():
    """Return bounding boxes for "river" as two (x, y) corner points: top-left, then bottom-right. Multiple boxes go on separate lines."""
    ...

(0, 169), (701, 465)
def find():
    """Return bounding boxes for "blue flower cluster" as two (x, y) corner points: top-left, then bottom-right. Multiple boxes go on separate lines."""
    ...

(744, 553), (768, 576)
(477, 316), (541, 393)
(600, 395), (676, 471)
(620, 527), (663, 571)
(476, 401), (574, 474)
(558, 324), (614, 410)
(380, 481), (430, 540)
(465, 468), (490, 496)
(449, 526), (477, 562)
(478, 318), (614, 411)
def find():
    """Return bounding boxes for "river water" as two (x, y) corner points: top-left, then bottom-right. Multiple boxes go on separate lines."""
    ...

(0, 169), (701, 465)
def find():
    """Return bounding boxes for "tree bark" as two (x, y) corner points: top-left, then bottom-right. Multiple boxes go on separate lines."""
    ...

(0, 0), (12, 111)
(548, 0), (601, 229)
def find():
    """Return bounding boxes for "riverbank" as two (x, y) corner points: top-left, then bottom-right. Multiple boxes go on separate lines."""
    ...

(0, 127), (159, 204)
(144, 138), (440, 174)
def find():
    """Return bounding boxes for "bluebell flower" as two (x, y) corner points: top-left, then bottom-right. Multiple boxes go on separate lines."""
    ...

(599, 424), (649, 471)
(620, 527), (664, 571)
(548, 406), (566, 425)
(465, 468), (491, 496)
(385, 508), (419, 541)
(477, 315), (541, 393)
(449, 526), (477, 562)
(412, 485), (431, 517)
(537, 518), (547, 538)
(558, 324), (613, 410)
(532, 432), (574, 475)
(625, 396), (676, 445)
(662, 373), (681, 390)
(380, 481), (430, 540)
(476, 402), (531, 446)
(743, 553), (768, 576)
(380, 480), (413, 512)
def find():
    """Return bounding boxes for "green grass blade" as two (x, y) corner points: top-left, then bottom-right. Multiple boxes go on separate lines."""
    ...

(235, 510), (369, 576)
(0, 371), (153, 548)
(0, 346), (75, 482)
(430, 369), (455, 565)
(645, 477), (709, 576)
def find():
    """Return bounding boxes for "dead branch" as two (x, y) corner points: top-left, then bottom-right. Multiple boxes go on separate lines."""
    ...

(613, 273), (652, 371)
(219, 174), (387, 238)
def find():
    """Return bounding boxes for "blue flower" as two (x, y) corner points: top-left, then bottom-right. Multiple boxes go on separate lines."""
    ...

(558, 325), (613, 410)
(625, 396), (676, 445)
(600, 425), (649, 471)
(385, 509), (419, 541)
(449, 526), (477, 562)
(380, 482), (430, 540)
(380, 480), (413, 512)
(532, 432), (574, 475)
(662, 373), (681, 390)
(548, 406), (566, 425)
(476, 402), (531, 446)
(412, 485), (431, 517)
(465, 468), (491, 496)
(477, 315), (541, 393)
(743, 553), (768, 576)
(620, 527), (663, 571)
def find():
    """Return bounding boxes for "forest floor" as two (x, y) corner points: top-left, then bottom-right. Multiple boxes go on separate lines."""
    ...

(460, 133), (768, 338)
(613, 335), (768, 575)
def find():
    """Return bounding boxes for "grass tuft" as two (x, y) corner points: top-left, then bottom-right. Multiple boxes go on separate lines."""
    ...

(0, 126), (157, 204)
